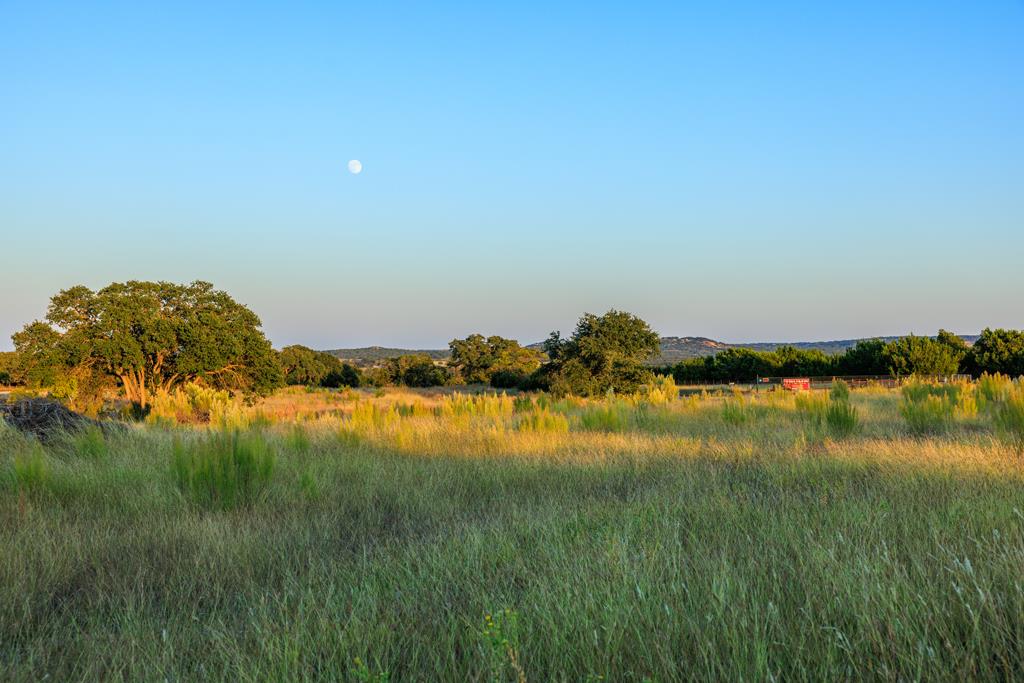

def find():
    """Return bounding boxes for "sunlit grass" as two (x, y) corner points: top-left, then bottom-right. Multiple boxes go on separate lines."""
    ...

(3, 381), (1024, 680)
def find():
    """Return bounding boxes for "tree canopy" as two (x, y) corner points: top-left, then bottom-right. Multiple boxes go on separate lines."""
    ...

(835, 339), (889, 376)
(0, 351), (17, 386)
(883, 334), (962, 377)
(448, 334), (542, 386)
(279, 345), (362, 388)
(12, 280), (282, 407)
(542, 310), (660, 396)
(362, 354), (451, 388)
(967, 328), (1024, 377)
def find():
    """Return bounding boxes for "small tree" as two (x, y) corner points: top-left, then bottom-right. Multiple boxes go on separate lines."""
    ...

(966, 328), (1024, 378)
(836, 339), (889, 376)
(322, 363), (362, 388)
(883, 334), (961, 378)
(936, 329), (969, 370)
(279, 345), (347, 386)
(543, 310), (660, 396)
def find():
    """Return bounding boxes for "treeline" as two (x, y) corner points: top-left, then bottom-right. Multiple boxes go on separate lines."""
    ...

(3, 280), (662, 407)
(5, 280), (1024, 410)
(670, 329), (1024, 383)
(277, 334), (545, 390)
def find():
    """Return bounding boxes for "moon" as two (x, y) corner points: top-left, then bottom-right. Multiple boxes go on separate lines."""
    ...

(347, 159), (363, 175)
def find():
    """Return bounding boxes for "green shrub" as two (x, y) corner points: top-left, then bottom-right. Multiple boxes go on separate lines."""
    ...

(994, 388), (1024, 452)
(824, 400), (859, 438)
(516, 409), (569, 433)
(902, 381), (959, 406)
(490, 369), (527, 390)
(512, 395), (535, 413)
(976, 373), (1013, 413)
(829, 379), (850, 403)
(900, 395), (952, 436)
(579, 403), (630, 432)
(795, 393), (829, 423)
(900, 382), (958, 436)
(721, 399), (748, 426)
(172, 432), (275, 509)
(11, 444), (50, 494)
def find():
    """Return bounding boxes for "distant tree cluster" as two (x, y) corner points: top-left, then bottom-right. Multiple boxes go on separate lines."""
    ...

(360, 312), (660, 395)
(9, 280), (1024, 406)
(448, 334), (542, 387)
(363, 354), (452, 388)
(671, 329), (1024, 383)
(279, 345), (361, 388)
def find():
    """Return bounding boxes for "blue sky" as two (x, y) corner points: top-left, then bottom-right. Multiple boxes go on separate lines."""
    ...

(2, 1), (1022, 350)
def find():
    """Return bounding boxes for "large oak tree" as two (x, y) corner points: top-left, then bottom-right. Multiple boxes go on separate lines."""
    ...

(12, 280), (282, 407)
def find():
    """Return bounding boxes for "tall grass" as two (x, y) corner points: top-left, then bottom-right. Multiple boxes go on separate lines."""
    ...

(10, 443), (50, 494)
(578, 401), (631, 432)
(6, 384), (1024, 679)
(71, 425), (108, 459)
(796, 391), (859, 438)
(721, 397), (748, 425)
(994, 386), (1024, 453)
(516, 409), (569, 433)
(824, 400), (859, 438)
(829, 378), (850, 402)
(900, 382), (957, 436)
(171, 431), (275, 509)
(977, 372), (1014, 412)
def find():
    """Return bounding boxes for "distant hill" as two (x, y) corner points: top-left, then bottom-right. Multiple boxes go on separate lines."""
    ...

(326, 335), (980, 367)
(325, 346), (450, 367)
(651, 334), (979, 365)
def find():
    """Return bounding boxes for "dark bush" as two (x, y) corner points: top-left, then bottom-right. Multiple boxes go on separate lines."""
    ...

(490, 369), (526, 389)
(321, 363), (362, 388)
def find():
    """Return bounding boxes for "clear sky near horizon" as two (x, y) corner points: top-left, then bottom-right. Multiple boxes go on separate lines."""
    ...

(2, 2), (1022, 351)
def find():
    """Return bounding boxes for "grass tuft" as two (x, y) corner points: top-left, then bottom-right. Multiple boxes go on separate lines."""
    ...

(72, 426), (108, 459)
(994, 386), (1024, 453)
(171, 431), (275, 509)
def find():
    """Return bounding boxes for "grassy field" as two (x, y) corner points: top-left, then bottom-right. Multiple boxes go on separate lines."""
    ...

(3, 382), (1024, 681)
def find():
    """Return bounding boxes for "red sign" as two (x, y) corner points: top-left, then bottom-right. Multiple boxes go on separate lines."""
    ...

(782, 378), (811, 391)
